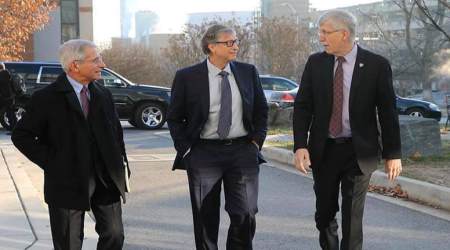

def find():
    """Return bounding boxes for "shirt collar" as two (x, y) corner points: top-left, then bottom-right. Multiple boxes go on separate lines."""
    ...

(335, 43), (358, 63)
(207, 58), (232, 76)
(66, 74), (88, 94)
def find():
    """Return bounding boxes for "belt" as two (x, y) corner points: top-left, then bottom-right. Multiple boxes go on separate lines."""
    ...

(198, 136), (249, 146)
(327, 137), (352, 144)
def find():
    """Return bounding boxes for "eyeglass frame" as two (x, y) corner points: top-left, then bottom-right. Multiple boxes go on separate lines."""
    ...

(74, 55), (104, 65)
(214, 39), (240, 47)
(317, 29), (344, 36)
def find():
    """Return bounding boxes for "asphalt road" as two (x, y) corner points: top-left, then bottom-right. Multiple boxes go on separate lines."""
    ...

(120, 125), (450, 250)
(8, 123), (450, 250)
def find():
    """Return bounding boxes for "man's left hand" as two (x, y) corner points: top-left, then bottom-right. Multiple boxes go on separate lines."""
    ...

(385, 159), (402, 181)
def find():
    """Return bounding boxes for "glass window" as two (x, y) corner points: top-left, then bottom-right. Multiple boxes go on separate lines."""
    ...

(6, 64), (39, 84)
(101, 70), (124, 87)
(39, 67), (64, 84)
(60, 0), (79, 42)
(261, 77), (297, 91)
(61, 24), (79, 42)
(260, 78), (273, 91)
(272, 79), (297, 91)
(60, 1), (78, 23)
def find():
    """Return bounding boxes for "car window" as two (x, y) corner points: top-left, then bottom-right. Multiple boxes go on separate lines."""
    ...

(261, 77), (297, 91)
(260, 78), (273, 91)
(6, 64), (40, 84)
(101, 70), (125, 87)
(38, 66), (64, 84)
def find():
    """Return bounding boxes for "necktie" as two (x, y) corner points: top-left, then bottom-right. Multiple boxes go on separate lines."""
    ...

(217, 71), (232, 139)
(80, 86), (89, 118)
(329, 56), (345, 137)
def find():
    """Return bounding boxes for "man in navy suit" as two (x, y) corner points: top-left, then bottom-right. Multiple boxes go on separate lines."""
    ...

(167, 24), (268, 250)
(293, 10), (402, 250)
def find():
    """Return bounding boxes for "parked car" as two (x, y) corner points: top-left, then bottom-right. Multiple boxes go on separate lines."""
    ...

(396, 95), (441, 121)
(268, 87), (298, 108)
(259, 75), (299, 107)
(2, 62), (171, 130)
(259, 82), (442, 121)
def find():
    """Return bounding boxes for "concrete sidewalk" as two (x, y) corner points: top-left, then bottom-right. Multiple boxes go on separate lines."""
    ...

(0, 145), (97, 250)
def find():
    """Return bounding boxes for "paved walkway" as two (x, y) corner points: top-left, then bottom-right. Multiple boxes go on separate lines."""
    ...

(0, 144), (96, 249)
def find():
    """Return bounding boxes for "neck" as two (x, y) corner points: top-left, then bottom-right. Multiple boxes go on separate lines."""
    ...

(208, 56), (228, 70)
(335, 42), (355, 57)
(67, 72), (90, 85)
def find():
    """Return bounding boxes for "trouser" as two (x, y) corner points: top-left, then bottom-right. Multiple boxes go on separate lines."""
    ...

(312, 139), (371, 250)
(48, 176), (123, 250)
(186, 139), (260, 250)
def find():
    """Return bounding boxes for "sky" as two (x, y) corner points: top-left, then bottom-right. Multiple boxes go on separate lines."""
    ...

(93, 0), (381, 44)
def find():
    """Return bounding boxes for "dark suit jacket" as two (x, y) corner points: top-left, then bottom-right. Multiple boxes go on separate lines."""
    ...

(293, 46), (401, 174)
(12, 73), (130, 210)
(167, 60), (269, 170)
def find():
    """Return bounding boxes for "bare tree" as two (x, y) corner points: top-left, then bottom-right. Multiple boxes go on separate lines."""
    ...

(161, 19), (255, 82)
(355, 0), (450, 101)
(101, 42), (171, 86)
(254, 17), (312, 82)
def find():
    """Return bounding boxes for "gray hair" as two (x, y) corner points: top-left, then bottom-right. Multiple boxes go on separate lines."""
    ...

(201, 24), (236, 55)
(318, 10), (357, 41)
(59, 39), (97, 72)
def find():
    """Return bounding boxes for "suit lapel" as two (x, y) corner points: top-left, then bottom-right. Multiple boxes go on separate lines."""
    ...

(198, 60), (210, 119)
(55, 74), (85, 119)
(88, 81), (105, 117)
(229, 62), (247, 104)
(324, 53), (335, 118)
(349, 46), (365, 112)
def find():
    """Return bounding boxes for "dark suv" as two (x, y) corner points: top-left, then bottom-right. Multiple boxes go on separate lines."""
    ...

(3, 62), (171, 130)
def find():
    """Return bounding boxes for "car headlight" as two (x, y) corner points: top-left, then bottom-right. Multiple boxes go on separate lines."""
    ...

(428, 103), (440, 111)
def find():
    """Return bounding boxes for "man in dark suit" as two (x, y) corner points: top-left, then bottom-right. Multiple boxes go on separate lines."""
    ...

(167, 24), (268, 250)
(12, 39), (130, 250)
(0, 62), (17, 130)
(293, 10), (402, 250)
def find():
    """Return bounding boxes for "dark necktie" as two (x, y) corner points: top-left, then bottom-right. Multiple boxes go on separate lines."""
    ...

(80, 86), (89, 118)
(329, 56), (345, 137)
(217, 71), (232, 139)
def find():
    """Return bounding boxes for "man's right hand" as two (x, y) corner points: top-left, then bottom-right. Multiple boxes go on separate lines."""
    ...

(294, 148), (311, 174)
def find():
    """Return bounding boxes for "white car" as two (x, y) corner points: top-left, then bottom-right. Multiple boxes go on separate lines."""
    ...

(260, 75), (299, 107)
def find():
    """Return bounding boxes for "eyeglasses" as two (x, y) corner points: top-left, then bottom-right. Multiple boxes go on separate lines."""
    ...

(75, 55), (104, 65)
(317, 29), (343, 36)
(214, 39), (240, 47)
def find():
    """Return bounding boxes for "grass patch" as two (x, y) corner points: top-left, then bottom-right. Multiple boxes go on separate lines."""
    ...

(267, 126), (293, 136)
(405, 140), (450, 163)
(265, 140), (294, 150)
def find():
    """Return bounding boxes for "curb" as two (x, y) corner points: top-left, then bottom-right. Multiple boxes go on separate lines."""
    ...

(1, 146), (97, 249)
(261, 146), (450, 211)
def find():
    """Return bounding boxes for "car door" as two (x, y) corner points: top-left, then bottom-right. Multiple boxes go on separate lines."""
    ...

(99, 70), (134, 118)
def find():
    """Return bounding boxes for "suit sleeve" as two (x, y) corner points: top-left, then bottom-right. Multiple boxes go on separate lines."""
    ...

(167, 70), (191, 154)
(250, 66), (268, 148)
(376, 59), (402, 159)
(11, 92), (50, 169)
(293, 56), (314, 152)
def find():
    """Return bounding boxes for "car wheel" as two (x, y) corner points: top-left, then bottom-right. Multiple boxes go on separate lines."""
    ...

(133, 102), (166, 130)
(0, 105), (26, 131)
(406, 108), (425, 118)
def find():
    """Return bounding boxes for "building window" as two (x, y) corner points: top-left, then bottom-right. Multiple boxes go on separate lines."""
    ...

(61, 0), (79, 42)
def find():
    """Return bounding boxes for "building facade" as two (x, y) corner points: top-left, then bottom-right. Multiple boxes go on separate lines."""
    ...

(30, 0), (93, 61)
